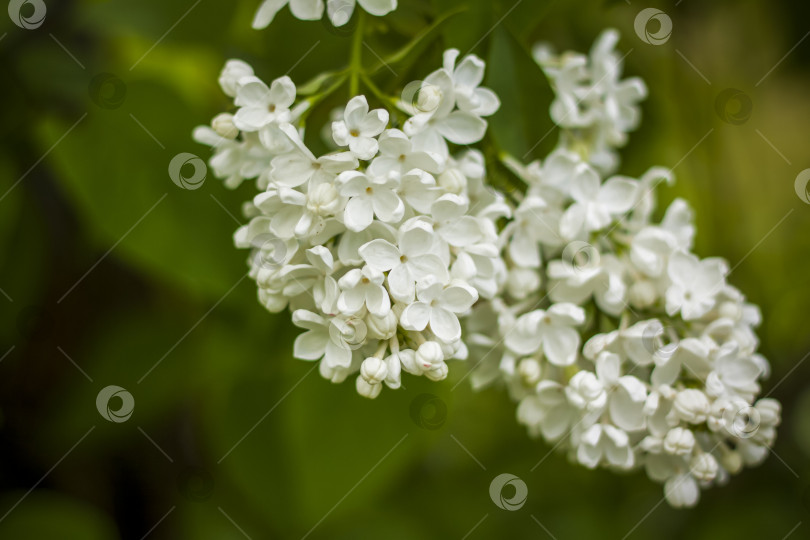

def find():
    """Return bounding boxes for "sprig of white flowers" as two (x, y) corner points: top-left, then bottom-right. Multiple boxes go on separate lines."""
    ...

(194, 20), (780, 508)
(253, 0), (397, 29)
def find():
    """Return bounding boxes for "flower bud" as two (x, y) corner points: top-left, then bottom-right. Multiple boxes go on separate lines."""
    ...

(320, 361), (350, 384)
(518, 358), (542, 386)
(416, 341), (445, 369)
(506, 267), (541, 300)
(366, 311), (397, 340)
(755, 398), (781, 427)
(628, 280), (657, 309)
(398, 349), (422, 375)
(219, 59), (253, 97)
(385, 354), (402, 389)
(673, 389), (710, 424)
(361, 357), (388, 385)
(258, 288), (286, 313)
(424, 361), (449, 382)
(416, 84), (442, 113)
(704, 372), (725, 398)
(663, 427), (695, 456)
(438, 168), (467, 194)
(690, 453), (719, 482)
(356, 376), (382, 399)
(306, 183), (341, 216)
(639, 435), (663, 453)
(566, 371), (607, 412)
(212, 113), (239, 139)
(718, 301), (742, 321)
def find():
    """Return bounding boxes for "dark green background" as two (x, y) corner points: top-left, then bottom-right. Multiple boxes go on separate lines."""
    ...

(1, 0), (809, 538)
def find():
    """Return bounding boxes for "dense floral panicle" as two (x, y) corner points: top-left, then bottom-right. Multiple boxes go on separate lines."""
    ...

(194, 28), (780, 508)
(196, 48), (502, 400)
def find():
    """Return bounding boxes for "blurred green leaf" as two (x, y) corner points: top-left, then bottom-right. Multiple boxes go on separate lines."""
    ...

(0, 491), (119, 540)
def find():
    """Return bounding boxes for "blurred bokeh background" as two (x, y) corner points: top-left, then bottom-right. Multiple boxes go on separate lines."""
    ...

(1, 0), (809, 538)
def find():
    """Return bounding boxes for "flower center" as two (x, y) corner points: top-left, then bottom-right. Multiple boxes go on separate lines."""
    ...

(350, 129), (360, 137)
(268, 104), (276, 112)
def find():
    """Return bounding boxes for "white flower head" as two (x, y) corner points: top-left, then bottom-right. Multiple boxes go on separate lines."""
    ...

(332, 96), (389, 160)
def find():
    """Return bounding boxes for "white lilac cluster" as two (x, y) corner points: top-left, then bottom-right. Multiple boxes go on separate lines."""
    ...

(465, 30), (780, 508)
(253, 0), (396, 29)
(194, 26), (780, 507)
(195, 51), (504, 399)
(532, 30), (647, 175)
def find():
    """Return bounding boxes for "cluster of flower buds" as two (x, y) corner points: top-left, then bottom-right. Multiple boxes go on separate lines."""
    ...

(195, 26), (780, 507)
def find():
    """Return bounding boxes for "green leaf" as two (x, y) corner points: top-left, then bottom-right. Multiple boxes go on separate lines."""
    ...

(485, 27), (554, 160)
(37, 78), (247, 301)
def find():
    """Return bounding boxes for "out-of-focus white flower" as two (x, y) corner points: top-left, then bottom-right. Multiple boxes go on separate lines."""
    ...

(666, 251), (727, 320)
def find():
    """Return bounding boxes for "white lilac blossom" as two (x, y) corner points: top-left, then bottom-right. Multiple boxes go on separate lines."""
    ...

(196, 46), (501, 400)
(252, 0), (397, 29)
(194, 25), (780, 509)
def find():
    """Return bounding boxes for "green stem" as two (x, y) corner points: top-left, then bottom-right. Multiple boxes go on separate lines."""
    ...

(349, 10), (366, 97)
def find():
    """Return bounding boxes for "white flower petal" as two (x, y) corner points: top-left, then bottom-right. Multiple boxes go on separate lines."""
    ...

(400, 301), (431, 331)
